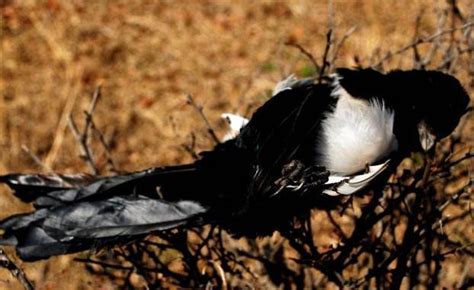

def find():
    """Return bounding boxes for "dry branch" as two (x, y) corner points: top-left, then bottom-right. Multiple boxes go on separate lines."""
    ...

(186, 94), (220, 145)
(374, 21), (474, 67)
(318, 29), (333, 83)
(67, 86), (102, 175)
(68, 115), (98, 175)
(330, 26), (357, 68)
(20, 145), (50, 172)
(0, 248), (34, 290)
(285, 42), (321, 73)
(89, 119), (119, 174)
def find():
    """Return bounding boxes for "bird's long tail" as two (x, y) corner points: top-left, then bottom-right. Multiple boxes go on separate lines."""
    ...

(0, 165), (207, 261)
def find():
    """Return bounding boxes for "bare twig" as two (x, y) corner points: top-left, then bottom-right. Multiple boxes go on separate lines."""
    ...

(374, 21), (474, 67)
(0, 248), (34, 290)
(285, 42), (321, 72)
(89, 120), (119, 173)
(186, 94), (220, 145)
(412, 13), (424, 69)
(318, 29), (333, 83)
(211, 260), (227, 290)
(330, 26), (357, 68)
(20, 145), (51, 172)
(67, 86), (103, 175)
(68, 114), (98, 175)
(82, 86), (102, 141)
(181, 133), (199, 160)
(448, 0), (465, 22)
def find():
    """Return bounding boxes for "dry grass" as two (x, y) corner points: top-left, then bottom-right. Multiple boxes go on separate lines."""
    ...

(0, 0), (473, 289)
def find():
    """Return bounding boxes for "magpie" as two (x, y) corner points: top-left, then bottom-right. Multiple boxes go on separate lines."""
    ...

(0, 68), (469, 261)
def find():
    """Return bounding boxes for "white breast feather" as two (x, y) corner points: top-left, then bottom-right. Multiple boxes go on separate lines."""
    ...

(320, 77), (398, 175)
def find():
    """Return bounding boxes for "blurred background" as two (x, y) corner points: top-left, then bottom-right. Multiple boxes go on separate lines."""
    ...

(0, 0), (473, 289)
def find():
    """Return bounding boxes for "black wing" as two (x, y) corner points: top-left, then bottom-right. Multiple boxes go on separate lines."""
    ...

(235, 81), (335, 199)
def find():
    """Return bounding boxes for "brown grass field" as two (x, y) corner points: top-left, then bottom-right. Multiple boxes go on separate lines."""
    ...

(0, 0), (473, 289)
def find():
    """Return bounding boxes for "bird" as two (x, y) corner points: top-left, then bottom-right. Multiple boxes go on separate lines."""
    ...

(0, 68), (469, 261)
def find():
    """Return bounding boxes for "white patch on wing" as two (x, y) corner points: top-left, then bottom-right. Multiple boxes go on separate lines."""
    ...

(221, 113), (249, 141)
(272, 74), (298, 95)
(323, 159), (390, 196)
(272, 75), (316, 96)
(13, 173), (94, 187)
(319, 75), (398, 175)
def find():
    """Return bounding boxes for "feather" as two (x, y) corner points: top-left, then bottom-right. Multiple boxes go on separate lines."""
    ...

(0, 173), (96, 202)
(0, 196), (206, 260)
(221, 113), (249, 141)
(318, 74), (398, 175)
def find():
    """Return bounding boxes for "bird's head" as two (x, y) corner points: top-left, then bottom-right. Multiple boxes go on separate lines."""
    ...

(386, 70), (470, 152)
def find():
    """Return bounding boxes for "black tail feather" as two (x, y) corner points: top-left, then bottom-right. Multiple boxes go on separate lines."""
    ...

(0, 173), (96, 203)
(0, 195), (207, 261)
(0, 164), (208, 261)
(0, 164), (196, 208)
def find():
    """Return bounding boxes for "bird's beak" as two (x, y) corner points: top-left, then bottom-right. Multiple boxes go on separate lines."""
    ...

(417, 121), (436, 151)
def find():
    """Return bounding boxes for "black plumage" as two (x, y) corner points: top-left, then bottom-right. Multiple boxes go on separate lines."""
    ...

(0, 68), (469, 261)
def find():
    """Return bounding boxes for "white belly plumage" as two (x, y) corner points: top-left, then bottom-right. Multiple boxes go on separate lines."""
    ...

(220, 75), (399, 196)
(319, 85), (398, 175)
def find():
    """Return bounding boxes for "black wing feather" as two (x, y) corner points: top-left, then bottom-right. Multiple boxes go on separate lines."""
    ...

(236, 82), (334, 197)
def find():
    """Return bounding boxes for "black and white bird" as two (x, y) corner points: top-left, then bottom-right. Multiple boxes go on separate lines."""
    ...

(0, 68), (469, 261)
